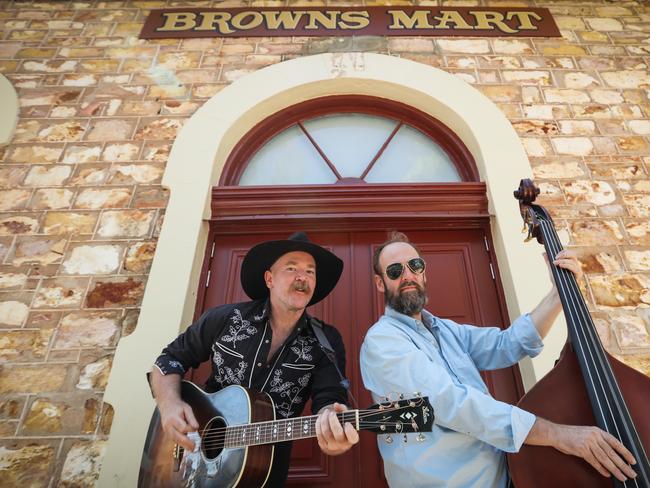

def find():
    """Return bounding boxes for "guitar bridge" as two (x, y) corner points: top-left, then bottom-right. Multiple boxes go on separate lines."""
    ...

(173, 444), (184, 472)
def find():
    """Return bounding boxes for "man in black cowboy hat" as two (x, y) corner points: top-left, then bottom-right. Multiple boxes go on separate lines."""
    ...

(150, 232), (358, 486)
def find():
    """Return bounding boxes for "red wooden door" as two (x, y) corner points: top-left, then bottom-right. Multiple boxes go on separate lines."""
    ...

(192, 226), (523, 487)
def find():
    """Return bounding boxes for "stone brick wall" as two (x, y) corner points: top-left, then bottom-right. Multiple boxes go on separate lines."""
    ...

(0, 0), (648, 486)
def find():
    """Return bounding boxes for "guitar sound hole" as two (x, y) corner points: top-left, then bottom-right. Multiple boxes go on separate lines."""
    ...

(202, 416), (227, 460)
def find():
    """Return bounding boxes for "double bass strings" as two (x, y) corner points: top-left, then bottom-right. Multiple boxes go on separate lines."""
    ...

(539, 217), (649, 486)
(541, 221), (625, 437)
(541, 220), (647, 487)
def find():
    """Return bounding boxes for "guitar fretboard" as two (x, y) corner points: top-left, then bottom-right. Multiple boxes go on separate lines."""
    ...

(223, 411), (358, 448)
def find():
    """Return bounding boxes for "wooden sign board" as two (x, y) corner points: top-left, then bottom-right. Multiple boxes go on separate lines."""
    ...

(140, 7), (561, 39)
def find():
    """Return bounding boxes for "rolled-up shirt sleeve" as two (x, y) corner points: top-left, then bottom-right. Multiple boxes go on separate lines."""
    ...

(454, 313), (544, 371)
(360, 323), (536, 453)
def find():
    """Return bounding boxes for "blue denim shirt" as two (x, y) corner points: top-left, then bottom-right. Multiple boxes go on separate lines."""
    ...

(360, 307), (543, 488)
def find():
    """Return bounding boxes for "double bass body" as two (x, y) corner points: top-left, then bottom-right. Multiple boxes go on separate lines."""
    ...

(507, 179), (650, 488)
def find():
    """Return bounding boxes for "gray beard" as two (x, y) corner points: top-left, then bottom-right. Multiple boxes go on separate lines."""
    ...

(384, 280), (428, 316)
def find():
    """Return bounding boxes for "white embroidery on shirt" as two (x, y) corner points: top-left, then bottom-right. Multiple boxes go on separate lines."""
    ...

(290, 336), (316, 362)
(213, 349), (248, 386)
(221, 308), (258, 349)
(269, 369), (312, 418)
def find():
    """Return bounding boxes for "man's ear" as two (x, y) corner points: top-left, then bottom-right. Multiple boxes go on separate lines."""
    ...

(264, 270), (273, 289)
(374, 274), (385, 293)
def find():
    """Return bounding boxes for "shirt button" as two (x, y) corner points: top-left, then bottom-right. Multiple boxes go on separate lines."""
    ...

(265, 340), (269, 344)
(257, 362), (262, 367)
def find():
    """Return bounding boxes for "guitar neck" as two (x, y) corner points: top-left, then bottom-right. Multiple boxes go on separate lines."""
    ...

(221, 411), (360, 448)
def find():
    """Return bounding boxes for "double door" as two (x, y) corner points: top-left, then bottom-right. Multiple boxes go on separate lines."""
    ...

(192, 227), (524, 487)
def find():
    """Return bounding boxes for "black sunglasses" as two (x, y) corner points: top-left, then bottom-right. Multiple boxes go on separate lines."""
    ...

(384, 257), (426, 280)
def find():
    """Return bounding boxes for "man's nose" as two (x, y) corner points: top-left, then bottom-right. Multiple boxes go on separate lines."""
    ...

(401, 266), (418, 280)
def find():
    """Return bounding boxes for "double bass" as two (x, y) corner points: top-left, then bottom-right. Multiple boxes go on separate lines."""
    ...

(507, 179), (650, 487)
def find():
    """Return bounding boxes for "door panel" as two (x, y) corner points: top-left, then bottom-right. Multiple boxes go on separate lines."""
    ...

(192, 226), (523, 487)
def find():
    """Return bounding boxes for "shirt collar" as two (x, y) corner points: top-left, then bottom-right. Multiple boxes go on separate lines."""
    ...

(385, 306), (439, 331)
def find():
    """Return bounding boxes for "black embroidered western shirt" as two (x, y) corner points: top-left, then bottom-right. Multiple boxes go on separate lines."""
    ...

(154, 298), (348, 486)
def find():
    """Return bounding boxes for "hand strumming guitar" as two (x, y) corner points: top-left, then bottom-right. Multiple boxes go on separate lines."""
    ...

(151, 367), (199, 452)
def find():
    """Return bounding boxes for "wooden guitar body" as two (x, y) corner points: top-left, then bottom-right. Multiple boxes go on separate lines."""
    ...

(138, 381), (433, 487)
(139, 382), (275, 488)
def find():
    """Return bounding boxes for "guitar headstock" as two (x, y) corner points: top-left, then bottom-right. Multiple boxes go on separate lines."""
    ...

(363, 394), (434, 438)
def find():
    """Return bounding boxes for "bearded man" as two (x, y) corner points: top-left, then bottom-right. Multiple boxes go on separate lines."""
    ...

(360, 231), (636, 488)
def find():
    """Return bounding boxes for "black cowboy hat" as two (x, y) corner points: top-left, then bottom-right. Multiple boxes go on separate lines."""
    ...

(241, 232), (343, 306)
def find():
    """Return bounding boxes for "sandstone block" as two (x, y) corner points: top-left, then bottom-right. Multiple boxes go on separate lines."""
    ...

(570, 220), (623, 245)
(33, 277), (88, 309)
(59, 440), (107, 488)
(97, 210), (155, 237)
(12, 237), (66, 266)
(54, 311), (120, 348)
(61, 144), (101, 164)
(62, 245), (122, 275)
(74, 188), (132, 209)
(0, 364), (69, 393)
(86, 277), (145, 308)
(86, 119), (135, 141)
(24, 165), (72, 186)
(0, 443), (55, 487)
(42, 212), (97, 235)
(124, 241), (156, 273)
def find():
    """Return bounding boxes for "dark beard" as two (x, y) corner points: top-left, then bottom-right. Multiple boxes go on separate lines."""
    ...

(384, 280), (428, 316)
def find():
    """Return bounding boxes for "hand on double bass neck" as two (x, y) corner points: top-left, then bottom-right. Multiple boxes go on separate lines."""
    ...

(530, 250), (583, 341)
(525, 417), (638, 482)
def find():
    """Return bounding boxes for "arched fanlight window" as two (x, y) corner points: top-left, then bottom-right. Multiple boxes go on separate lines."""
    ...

(221, 96), (478, 186)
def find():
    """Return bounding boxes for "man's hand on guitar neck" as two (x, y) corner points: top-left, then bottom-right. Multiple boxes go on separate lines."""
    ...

(150, 368), (199, 452)
(315, 403), (360, 456)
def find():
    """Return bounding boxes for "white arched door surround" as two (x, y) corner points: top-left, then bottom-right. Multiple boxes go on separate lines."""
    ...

(0, 74), (18, 144)
(98, 52), (562, 487)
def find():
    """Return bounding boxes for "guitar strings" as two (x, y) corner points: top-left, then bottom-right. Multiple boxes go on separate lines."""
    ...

(200, 421), (418, 450)
(197, 403), (416, 440)
(540, 219), (648, 486)
(192, 403), (421, 449)
(198, 405), (415, 446)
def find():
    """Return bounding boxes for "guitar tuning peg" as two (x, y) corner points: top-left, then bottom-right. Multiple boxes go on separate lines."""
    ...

(413, 391), (421, 397)
(416, 433), (426, 442)
(385, 434), (393, 444)
(398, 393), (404, 400)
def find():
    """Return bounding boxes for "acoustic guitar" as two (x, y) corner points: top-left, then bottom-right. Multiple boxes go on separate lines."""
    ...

(139, 380), (434, 487)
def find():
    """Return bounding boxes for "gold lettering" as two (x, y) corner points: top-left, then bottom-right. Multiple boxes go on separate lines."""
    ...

(432, 10), (473, 30)
(506, 11), (542, 30)
(231, 11), (264, 30)
(339, 11), (370, 30)
(388, 10), (433, 29)
(470, 10), (517, 33)
(261, 10), (306, 30)
(195, 12), (234, 34)
(157, 12), (197, 32)
(305, 11), (340, 30)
